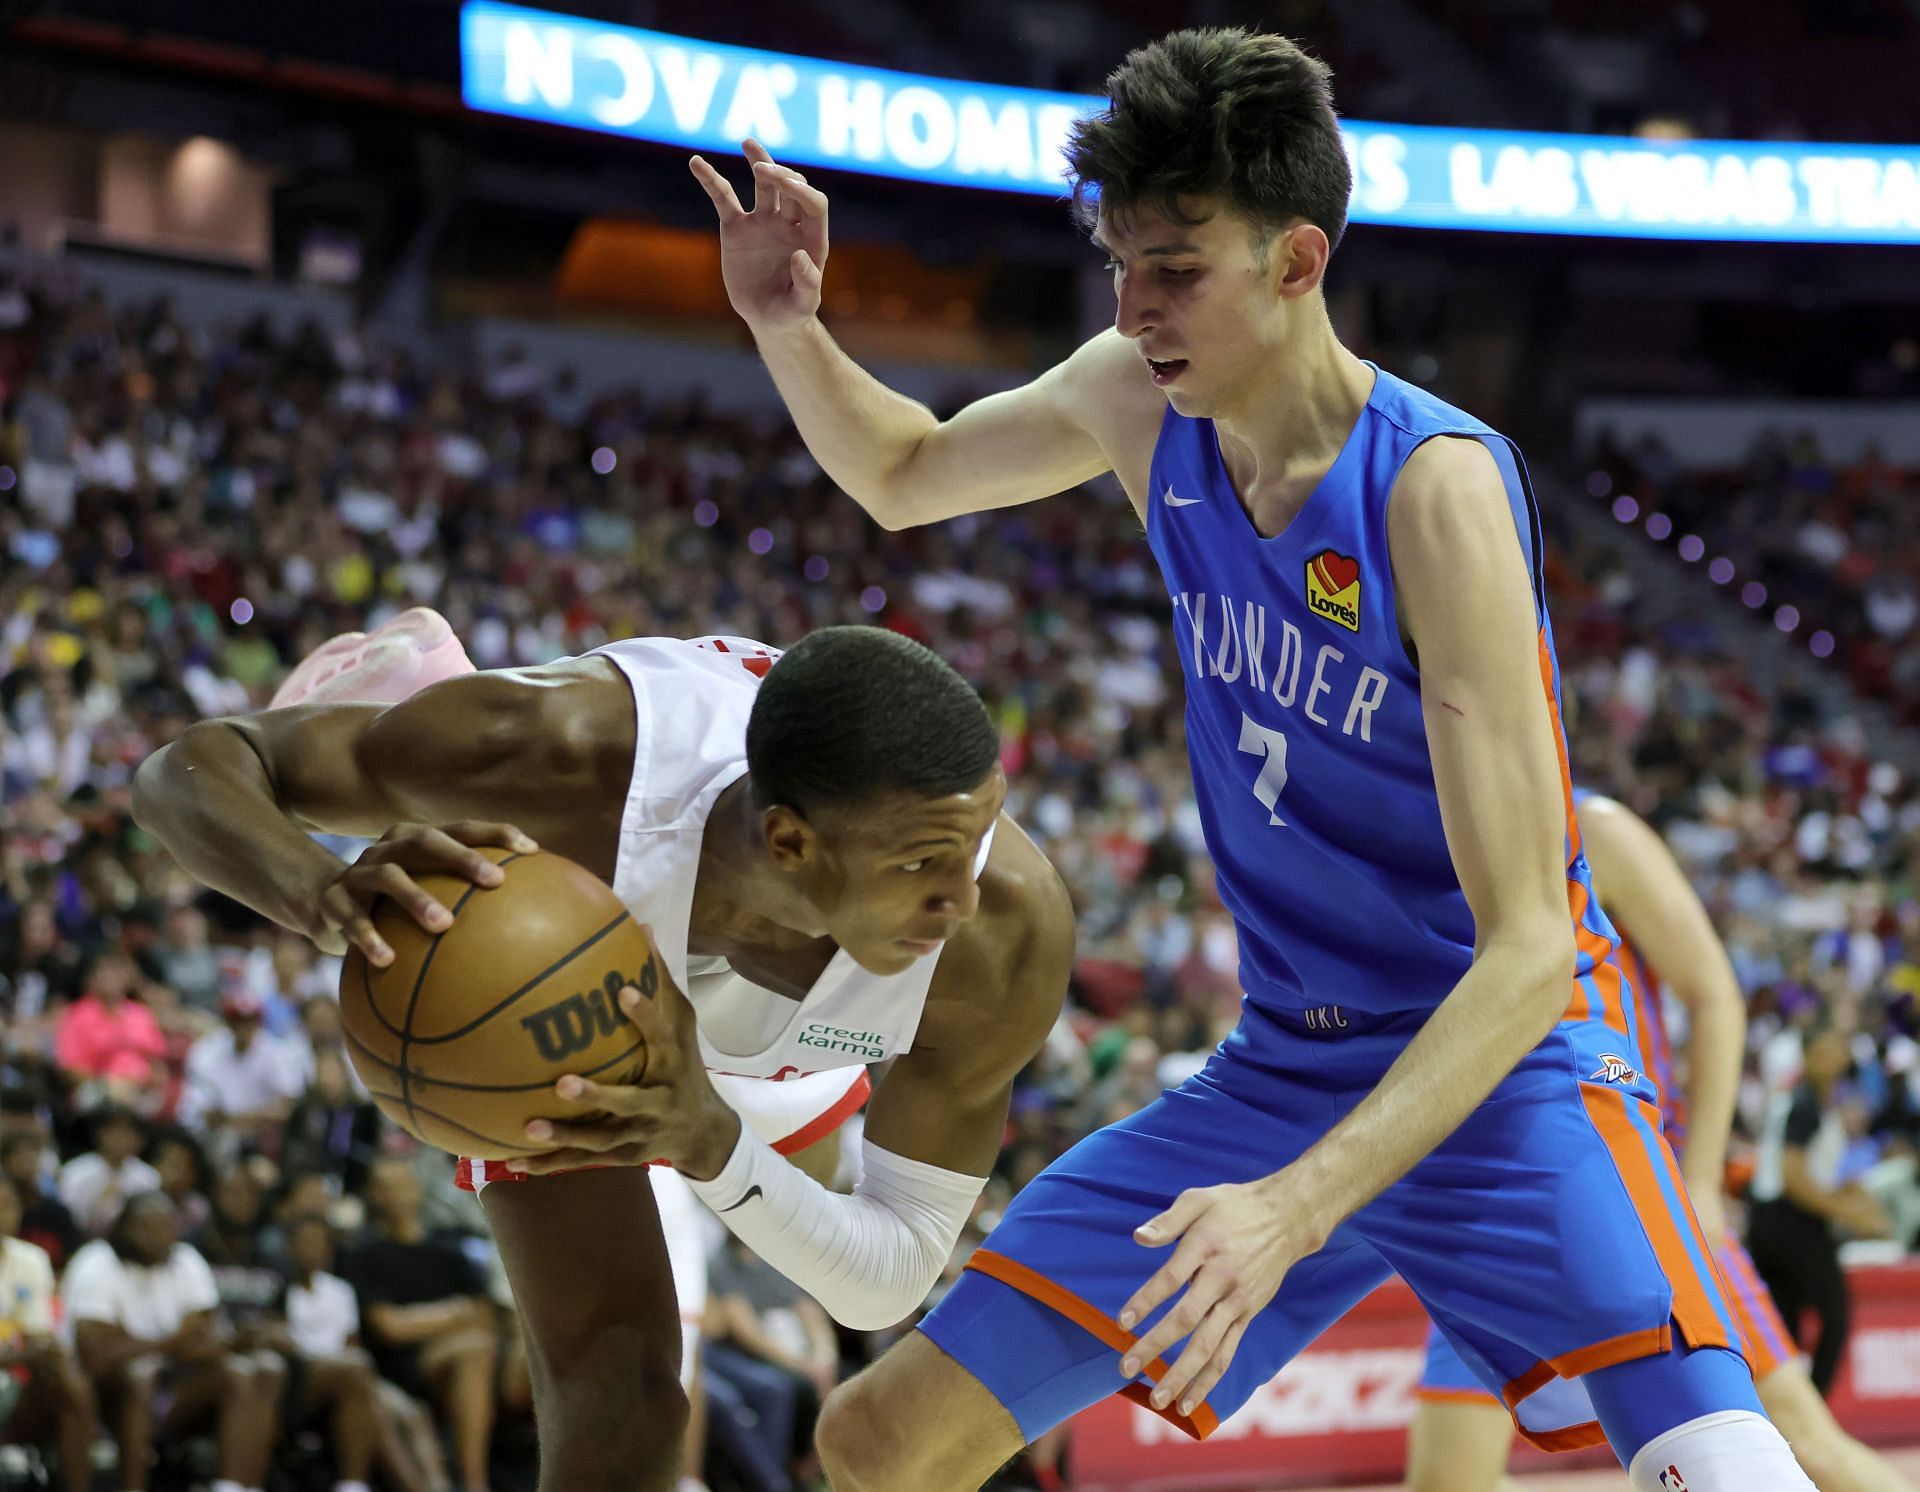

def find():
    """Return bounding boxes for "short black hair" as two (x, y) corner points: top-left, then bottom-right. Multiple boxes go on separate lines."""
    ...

(1067, 28), (1351, 258)
(90, 1103), (143, 1145)
(106, 1191), (174, 1262)
(746, 627), (1000, 819)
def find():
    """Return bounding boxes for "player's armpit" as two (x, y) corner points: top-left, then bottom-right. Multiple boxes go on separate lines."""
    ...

(1389, 436), (1574, 977)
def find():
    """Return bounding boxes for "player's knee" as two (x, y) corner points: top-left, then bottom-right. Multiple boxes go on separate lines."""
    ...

(817, 1375), (918, 1490)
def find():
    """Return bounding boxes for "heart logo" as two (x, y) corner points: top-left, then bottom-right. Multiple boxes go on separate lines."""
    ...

(1312, 551), (1360, 594)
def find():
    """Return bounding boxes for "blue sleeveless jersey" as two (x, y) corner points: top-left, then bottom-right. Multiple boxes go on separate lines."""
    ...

(1146, 364), (1619, 1026)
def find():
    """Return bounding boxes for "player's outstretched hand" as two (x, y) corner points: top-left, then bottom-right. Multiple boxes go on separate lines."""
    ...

(689, 138), (828, 333)
(1116, 1177), (1332, 1420)
(504, 949), (742, 1177)
(314, 821), (538, 965)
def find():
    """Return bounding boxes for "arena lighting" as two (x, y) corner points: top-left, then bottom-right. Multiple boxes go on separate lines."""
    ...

(461, 1), (1920, 242)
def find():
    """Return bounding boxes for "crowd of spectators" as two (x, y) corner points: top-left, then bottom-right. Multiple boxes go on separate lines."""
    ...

(2, 263), (1918, 1489)
(1590, 425), (1920, 728)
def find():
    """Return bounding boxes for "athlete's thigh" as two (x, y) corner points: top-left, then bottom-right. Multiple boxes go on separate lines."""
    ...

(482, 1165), (681, 1388)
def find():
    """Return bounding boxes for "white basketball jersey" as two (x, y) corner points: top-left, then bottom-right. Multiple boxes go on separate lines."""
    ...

(589, 635), (994, 1087)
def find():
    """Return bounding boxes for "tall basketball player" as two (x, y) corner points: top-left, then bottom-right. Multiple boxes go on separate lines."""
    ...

(132, 624), (1076, 1492)
(1408, 791), (1914, 1492)
(691, 28), (1816, 1491)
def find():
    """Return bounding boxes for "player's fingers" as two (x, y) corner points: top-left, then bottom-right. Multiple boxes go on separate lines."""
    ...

(779, 174), (829, 219)
(547, 1073), (654, 1114)
(320, 886), (388, 965)
(750, 160), (795, 218)
(368, 826), (507, 887)
(741, 136), (774, 166)
(354, 862), (452, 934)
(1123, 1266), (1221, 1378)
(688, 156), (747, 219)
(442, 820), (540, 855)
(1118, 1239), (1207, 1368)
(625, 979), (699, 1067)
(1134, 1189), (1208, 1248)
(507, 1143), (655, 1175)
(502, 1146), (611, 1175)
(1173, 1317), (1248, 1416)
(521, 1112), (651, 1150)
(1148, 1289), (1235, 1409)
(790, 249), (822, 293)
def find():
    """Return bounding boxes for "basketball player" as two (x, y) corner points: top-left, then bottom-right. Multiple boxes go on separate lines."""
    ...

(1408, 792), (1915, 1492)
(131, 623), (1076, 1492)
(691, 27), (1815, 1491)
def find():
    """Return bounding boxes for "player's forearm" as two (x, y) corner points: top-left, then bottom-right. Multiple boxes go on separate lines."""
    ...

(1675, 974), (1745, 1205)
(1280, 936), (1574, 1228)
(752, 317), (939, 528)
(132, 721), (346, 934)
(685, 1128), (984, 1331)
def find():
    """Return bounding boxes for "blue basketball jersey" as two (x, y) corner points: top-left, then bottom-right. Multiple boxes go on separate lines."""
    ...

(1145, 363), (1618, 1027)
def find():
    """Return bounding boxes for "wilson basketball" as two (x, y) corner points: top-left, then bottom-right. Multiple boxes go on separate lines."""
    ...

(338, 846), (659, 1159)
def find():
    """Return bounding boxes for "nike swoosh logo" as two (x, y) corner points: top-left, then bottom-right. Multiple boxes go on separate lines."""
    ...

(1163, 486), (1203, 507)
(717, 1185), (763, 1213)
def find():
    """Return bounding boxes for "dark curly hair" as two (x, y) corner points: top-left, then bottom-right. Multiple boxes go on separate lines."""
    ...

(746, 627), (999, 818)
(1066, 28), (1351, 262)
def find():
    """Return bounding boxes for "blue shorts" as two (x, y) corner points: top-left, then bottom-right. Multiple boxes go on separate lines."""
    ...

(921, 1002), (1742, 1453)
(1420, 1229), (1800, 1405)
(1420, 1318), (1502, 1402)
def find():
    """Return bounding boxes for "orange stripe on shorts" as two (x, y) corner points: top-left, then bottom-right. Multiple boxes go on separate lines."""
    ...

(1579, 1086), (1730, 1353)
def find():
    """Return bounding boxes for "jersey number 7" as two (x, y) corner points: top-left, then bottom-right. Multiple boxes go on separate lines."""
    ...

(1237, 712), (1290, 827)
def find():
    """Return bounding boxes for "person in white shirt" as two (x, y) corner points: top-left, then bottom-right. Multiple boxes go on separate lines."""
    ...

(177, 992), (307, 1145)
(262, 1213), (434, 1492)
(57, 1105), (160, 1238)
(0, 1172), (96, 1492)
(63, 1192), (280, 1492)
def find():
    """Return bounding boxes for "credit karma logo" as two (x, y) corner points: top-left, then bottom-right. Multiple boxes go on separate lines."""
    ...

(461, 2), (1920, 242)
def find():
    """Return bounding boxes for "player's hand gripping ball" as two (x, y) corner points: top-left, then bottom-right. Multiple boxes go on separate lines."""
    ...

(339, 844), (662, 1159)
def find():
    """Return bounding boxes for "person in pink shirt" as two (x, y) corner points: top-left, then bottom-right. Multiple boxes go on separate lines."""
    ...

(52, 951), (168, 1109)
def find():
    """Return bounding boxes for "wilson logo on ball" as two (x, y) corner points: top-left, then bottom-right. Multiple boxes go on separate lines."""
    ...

(519, 960), (657, 1062)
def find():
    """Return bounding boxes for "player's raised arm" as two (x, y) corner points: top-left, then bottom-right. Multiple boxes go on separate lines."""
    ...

(1578, 794), (1745, 1236)
(130, 663), (623, 965)
(692, 141), (1133, 528)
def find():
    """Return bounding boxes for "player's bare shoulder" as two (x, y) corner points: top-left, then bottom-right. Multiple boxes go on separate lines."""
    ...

(1055, 328), (1168, 513)
(923, 813), (1075, 1060)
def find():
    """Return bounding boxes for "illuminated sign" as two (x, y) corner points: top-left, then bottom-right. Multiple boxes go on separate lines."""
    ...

(461, 1), (1920, 243)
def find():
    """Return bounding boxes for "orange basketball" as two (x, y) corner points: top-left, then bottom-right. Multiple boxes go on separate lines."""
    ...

(338, 846), (659, 1159)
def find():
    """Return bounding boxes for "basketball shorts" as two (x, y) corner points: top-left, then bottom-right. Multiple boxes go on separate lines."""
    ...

(455, 1065), (870, 1191)
(1419, 1222), (1796, 1405)
(921, 1002), (1746, 1453)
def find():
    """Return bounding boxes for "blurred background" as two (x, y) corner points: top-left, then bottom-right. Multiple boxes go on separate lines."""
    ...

(3, 1), (1920, 1488)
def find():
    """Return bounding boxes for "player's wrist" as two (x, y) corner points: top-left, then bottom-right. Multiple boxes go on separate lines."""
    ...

(748, 312), (823, 356)
(678, 1105), (744, 1184)
(1254, 1160), (1342, 1247)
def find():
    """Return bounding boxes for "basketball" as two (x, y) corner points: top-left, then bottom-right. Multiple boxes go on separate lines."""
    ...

(338, 846), (661, 1159)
